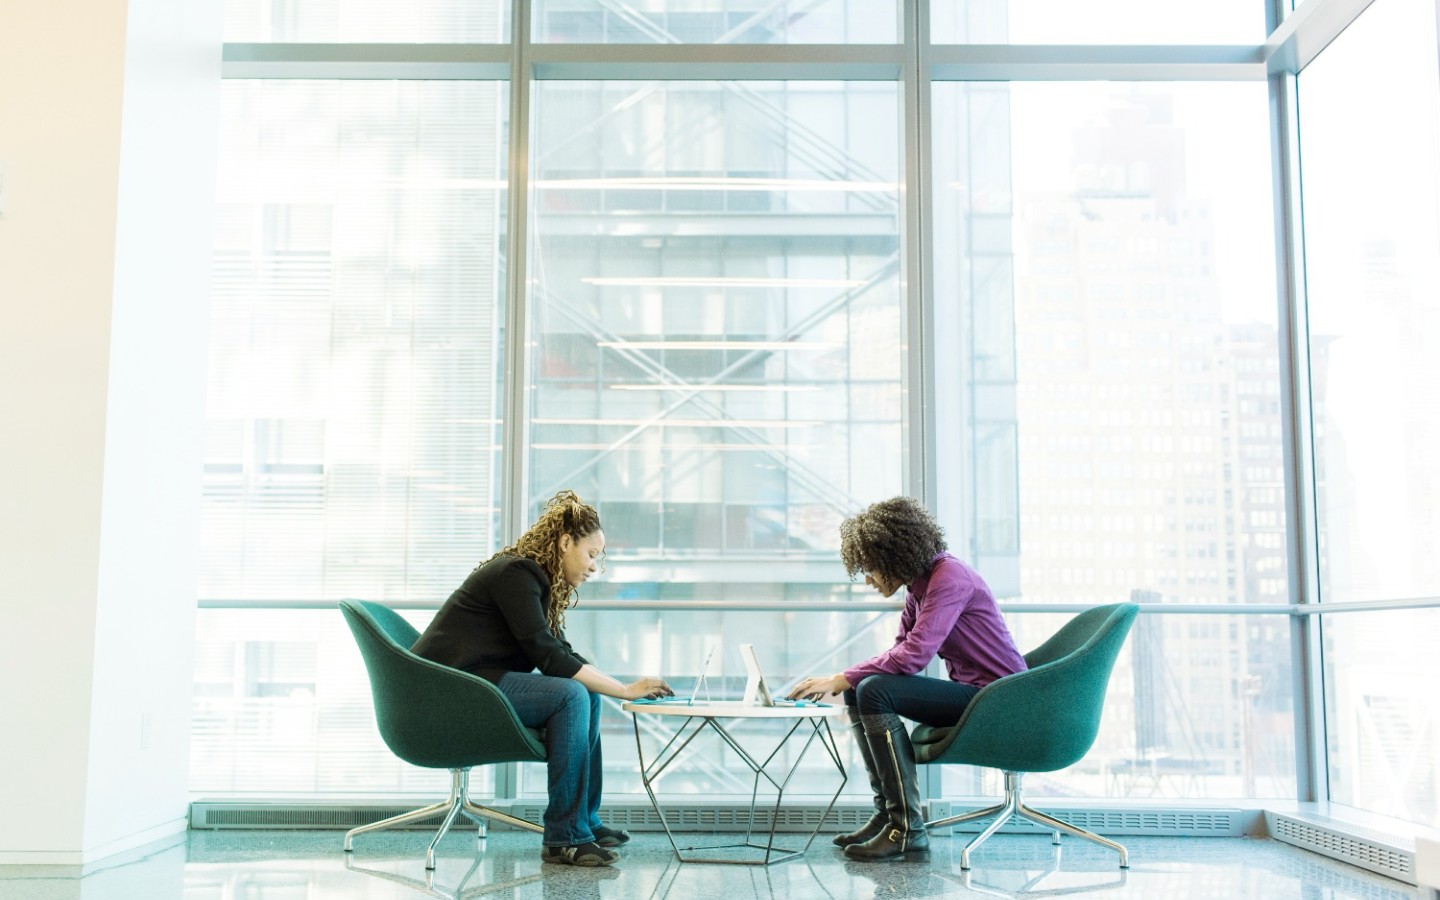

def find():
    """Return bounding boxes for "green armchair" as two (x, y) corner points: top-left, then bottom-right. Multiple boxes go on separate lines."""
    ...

(914, 602), (1139, 869)
(339, 599), (546, 869)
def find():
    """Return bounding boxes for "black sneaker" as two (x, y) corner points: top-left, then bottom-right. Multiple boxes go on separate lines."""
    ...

(592, 826), (631, 847)
(541, 842), (621, 867)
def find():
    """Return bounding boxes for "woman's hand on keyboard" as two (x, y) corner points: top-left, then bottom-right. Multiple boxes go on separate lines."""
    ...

(624, 677), (675, 700)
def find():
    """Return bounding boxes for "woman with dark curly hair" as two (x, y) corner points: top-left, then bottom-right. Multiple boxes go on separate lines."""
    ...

(788, 496), (1026, 862)
(413, 490), (672, 867)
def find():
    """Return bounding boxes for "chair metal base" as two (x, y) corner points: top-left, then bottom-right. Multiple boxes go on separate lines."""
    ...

(343, 768), (543, 869)
(925, 771), (1128, 870)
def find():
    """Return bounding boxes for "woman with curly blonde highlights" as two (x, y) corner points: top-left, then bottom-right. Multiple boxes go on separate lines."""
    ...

(413, 490), (671, 867)
(492, 489), (602, 635)
(789, 496), (1027, 862)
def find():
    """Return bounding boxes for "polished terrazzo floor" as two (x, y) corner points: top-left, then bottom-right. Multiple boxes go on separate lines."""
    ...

(0, 828), (1423, 899)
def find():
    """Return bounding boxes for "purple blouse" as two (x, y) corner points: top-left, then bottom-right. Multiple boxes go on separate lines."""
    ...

(842, 552), (1027, 689)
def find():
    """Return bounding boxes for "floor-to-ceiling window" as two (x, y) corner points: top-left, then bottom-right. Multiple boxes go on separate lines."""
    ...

(932, 79), (1293, 802)
(522, 74), (904, 796)
(1295, 0), (1440, 829)
(193, 0), (1440, 831)
(197, 71), (509, 794)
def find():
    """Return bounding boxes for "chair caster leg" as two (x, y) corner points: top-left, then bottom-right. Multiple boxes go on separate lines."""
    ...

(1017, 802), (1128, 869)
(344, 800), (451, 854)
(424, 801), (465, 870)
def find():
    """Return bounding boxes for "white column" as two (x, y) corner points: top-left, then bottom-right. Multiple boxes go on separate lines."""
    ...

(1417, 836), (1440, 898)
(0, 0), (222, 865)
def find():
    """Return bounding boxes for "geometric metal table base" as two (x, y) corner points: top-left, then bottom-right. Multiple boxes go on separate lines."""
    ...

(629, 707), (847, 866)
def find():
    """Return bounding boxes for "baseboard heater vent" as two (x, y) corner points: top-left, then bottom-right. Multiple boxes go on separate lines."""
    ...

(192, 801), (1251, 838)
(1267, 812), (1416, 886)
(926, 802), (1248, 837)
(190, 802), (870, 833)
(192, 804), (457, 830)
(508, 803), (872, 833)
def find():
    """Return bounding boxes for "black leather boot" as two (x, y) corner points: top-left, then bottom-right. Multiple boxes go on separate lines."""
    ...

(843, 723), (930, 862)
(833, 713), (888, 847)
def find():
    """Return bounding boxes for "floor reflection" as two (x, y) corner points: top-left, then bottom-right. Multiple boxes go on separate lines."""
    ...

(344, 854), (548, 899)
(0, 830), (1423, 900)
(644, 853), (839, 900)
(340, 843), (627, 900)
(930, 862), (1131, 897)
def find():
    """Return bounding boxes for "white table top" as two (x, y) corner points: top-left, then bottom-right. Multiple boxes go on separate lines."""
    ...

(622, 699), (845, 719)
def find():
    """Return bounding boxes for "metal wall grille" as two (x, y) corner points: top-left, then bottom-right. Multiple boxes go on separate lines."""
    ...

(192, 801), (1246, 836)
(1269, 814), (1416, 884)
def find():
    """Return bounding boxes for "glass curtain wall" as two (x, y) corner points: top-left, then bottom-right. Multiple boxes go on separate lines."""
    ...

(931, 79), (1294, 801)
(196, 77), (509, 793)
(196, 0), (1440, 825)
(521, 77), (903, 796)
(1297, 0), (1440, 829)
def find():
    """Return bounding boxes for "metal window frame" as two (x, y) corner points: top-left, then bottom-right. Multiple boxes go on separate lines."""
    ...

(212, 0), (1426, 817)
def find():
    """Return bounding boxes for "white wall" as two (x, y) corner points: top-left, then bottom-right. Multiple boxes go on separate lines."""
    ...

(0, 0), (222, 865)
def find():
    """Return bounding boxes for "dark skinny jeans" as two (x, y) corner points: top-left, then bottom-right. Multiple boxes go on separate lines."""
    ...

(844, 673), (981, 730)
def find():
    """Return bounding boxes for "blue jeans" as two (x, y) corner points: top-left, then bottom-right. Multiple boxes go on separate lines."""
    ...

(845, 673), (981, 728)
(496, 672), (604, 847)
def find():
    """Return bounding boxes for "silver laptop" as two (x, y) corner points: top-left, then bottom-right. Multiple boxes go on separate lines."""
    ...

(739, 643), (819, 707)
(635, 643), (717, 705)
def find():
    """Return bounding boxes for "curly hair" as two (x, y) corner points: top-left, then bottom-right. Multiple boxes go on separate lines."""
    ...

(839, 496), (947, 586)
(486, 490), (604, 634)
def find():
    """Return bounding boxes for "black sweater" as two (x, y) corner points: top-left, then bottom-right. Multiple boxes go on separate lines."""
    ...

(411, 555), (588, 684)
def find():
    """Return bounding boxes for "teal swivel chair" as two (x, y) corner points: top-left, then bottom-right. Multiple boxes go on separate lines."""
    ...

(339, 599), (546, 869)
(914, 602), (1139, 869)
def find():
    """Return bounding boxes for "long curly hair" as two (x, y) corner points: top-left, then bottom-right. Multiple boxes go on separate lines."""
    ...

(487, 490), (604, 633)
(839, 496), (947, 587)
